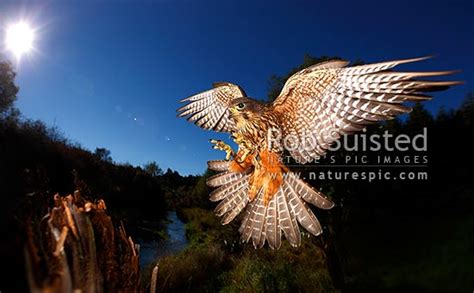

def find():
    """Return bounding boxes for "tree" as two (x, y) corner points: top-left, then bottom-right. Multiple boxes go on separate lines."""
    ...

(94, 147), (112, 163)
(435, 106), (455, 125)
(458, 92), (474, 127)
(143, 161), (163, 177)
(0, 58), (19, 120)
(405, 102), (434, 134)
(384, 117), (403, 133)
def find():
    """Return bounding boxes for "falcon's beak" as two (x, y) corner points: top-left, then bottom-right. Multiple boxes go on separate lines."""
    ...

(229, 107), (238, 118)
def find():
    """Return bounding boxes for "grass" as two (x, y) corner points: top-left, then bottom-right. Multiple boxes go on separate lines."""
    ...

(147, 208), (336, 292)
(151, 242), (227, 292)
(145, 205), (474, 291)
(339, 212), (474, 291)
(220, 242), (335, 292)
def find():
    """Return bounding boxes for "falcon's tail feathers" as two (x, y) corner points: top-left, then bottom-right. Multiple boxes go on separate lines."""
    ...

(206, 160), (334, 249)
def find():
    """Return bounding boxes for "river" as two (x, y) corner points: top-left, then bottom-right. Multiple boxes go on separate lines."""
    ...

(138, 211), (188, 269)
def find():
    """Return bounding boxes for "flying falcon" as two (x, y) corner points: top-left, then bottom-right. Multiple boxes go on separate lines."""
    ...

(177, 56), (459, 249)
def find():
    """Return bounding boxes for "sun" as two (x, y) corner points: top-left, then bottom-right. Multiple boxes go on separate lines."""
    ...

(5, 22), (36, 59)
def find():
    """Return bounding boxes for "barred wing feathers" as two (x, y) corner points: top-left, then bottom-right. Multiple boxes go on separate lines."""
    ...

(272, 56), (460, 163)
(209, 161), (334, 248)
(177, 82), (246, 133)
(265, 194), (281, 249)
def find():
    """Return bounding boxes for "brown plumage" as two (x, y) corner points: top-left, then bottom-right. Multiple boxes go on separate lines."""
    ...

(177, 57), (460, 248)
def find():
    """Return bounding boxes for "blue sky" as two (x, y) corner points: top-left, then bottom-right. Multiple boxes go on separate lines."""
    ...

(1, 0), (472, 175)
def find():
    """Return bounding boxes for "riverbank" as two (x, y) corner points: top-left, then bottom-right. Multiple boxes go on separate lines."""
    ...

(142, 203), (474, 292)
(145, 207), (336, 292)
(138, 211), (188, 269)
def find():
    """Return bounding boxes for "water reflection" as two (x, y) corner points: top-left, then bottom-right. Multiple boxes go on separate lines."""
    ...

(138, 211), (187, 268)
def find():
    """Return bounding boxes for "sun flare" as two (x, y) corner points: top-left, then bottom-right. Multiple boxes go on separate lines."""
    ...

(5, 21), (36, 59)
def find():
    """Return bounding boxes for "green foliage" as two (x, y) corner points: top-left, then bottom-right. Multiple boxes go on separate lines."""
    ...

(339, 212), (474, 292)
(143, 161), (163, 177)
(0, 58), (19, 119)
(151, 208), (335, 292)
(458, 92), (474, 128)
(405, 102), (434, 133)
(0, 118), (170, 221)
(94, 147), (113, 163)
(220, 242), (335, 293)
(149, 208), (230, 292)
(152, 242), (227, 292)
(165, 169), (215, 210)
(179, 207), (240, 246)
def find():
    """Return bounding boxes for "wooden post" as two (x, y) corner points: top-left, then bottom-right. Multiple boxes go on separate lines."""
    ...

(150, 263), (159, 293)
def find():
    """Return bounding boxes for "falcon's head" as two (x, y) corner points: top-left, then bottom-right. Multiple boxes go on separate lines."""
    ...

(228, 97), (265, 125)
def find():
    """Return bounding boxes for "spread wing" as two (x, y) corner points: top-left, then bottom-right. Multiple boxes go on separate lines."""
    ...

(177, 82), (247, 133)
(272, 56), (460, 163)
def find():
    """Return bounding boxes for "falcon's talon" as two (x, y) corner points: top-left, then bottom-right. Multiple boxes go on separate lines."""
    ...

(236, 149), (250, 163)
(210, 139), (234, 160)
(231, 133), (246, 145)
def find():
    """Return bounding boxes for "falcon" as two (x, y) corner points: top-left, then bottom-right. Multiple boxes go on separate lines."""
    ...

(177, 56), (459, 249)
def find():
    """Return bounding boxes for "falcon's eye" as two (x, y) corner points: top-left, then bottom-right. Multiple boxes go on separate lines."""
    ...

(236, 102), (246, 110)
